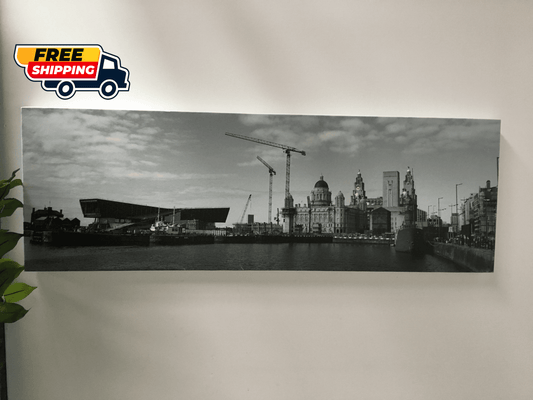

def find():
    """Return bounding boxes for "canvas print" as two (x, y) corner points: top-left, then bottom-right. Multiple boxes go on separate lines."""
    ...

(22, 109), (500, 272)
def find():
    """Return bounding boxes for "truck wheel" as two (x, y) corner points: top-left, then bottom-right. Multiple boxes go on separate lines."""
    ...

(56, 81), (75, 99)
(99, 79), (118, 99)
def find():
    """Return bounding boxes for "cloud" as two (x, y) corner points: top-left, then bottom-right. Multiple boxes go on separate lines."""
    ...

(383, 120), (409, 135)
(228, 115), (500, 171)
(137, 160), (158, 167)
(239, 114), (319, 128)
(233, 116), (373, 164)
(236, 145), (288, 167)
(21, 109), (202, 204)
(111, 169), (230, 181)
(338, 117), (372, 132)
(38, 163), (103, 185)
(137, 127), (160, 135)
(403, 119), (500, 155)
(239, 114), (278, 126)
(395, 136), (409, 144)
(126, 171), (179, 179)
(317, 130), (364, 155)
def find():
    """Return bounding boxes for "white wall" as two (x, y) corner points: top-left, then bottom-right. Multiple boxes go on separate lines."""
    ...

(1, 1), (532, 399)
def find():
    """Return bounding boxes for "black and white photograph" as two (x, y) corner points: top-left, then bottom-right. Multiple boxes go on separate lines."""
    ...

(5, 1), (533, 399)
(22, 108), (500, 272)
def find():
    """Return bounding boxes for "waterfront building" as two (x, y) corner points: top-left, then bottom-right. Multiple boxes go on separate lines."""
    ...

(384, 206), (409, 232)
(78, 198), (229, 232)
(417, 208), (428, 223)
(233, 220), (283, 235)
(349, 170), (382, 231)
(383, 171), (400, 207)
(460, 180), (497, 239)
(350, 170), (367, 208)
(287, 167), (425, 236)
(29, 206), (80, 232)
(377, 167), (420, 234)
(364, 196), (383, 231)
(426, 215), (443, 227)
(451, 212), (459, 233)
(292, 176), (363, 234)
(282, 194), (296, 233)
(370, 207), (391, 234)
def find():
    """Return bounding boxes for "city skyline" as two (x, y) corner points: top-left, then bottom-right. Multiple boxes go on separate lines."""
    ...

(22, 109), (500, 226)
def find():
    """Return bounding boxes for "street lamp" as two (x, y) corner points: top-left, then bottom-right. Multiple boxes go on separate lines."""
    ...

(438, 197), (443, 236)
(456, 183), (463, 233)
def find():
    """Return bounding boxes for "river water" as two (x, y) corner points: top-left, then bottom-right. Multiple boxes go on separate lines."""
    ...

(24, 238), (468, 272)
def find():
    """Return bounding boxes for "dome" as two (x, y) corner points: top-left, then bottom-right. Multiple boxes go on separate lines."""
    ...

(314, 175), (329, 189)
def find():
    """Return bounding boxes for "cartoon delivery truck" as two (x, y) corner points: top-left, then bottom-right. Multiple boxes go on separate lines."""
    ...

(14, 45), (130, 99)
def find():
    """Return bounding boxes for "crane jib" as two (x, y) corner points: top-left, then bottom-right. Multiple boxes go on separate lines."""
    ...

(257, 156), (276, 174)
(225, 132), (306, 156)
(226, 131), (305, 206)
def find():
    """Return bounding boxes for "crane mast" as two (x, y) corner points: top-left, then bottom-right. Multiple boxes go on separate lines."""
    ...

(225, 132), (306, 200)
(239, 194), (252, 224)
(257, 156), (276, 223)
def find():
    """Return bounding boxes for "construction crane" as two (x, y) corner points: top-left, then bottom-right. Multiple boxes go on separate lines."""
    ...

(257, 156), (276, 223)
(239, 194), (252, 224)
(225, 132), (306, 201)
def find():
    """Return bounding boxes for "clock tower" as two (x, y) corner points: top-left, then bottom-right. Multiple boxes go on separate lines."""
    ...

(351, 170), (367, 208)
(400, 166), (418, 225)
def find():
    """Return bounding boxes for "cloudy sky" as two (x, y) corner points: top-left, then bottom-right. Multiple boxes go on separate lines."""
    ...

(22, 108), (500, 226)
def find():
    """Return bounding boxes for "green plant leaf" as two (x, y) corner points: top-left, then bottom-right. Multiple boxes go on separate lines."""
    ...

(3, 282), (36, 303)
(0, 169), (19, 184)
(0, 169), (22, 201)
(0, 198), (23, 218)
(0, 259), (24, 296)
(0, 230), (23, 258)
(0, 302), (28, 323)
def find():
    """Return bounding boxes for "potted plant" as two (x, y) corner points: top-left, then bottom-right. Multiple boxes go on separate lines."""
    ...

(0, 169), (36, 399)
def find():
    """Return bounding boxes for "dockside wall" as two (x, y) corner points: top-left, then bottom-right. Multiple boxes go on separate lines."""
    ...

(433, 243), (494, 272)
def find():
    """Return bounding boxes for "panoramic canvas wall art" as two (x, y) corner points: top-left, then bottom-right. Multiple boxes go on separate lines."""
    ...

(22, 109), (500, 272)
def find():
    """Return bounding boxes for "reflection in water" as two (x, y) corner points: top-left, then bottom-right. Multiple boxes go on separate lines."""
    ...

(25, 238), (468, 272)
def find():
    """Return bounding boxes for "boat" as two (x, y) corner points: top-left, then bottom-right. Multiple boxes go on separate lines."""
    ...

(395, 226), (426, 254)
(150, 208), (172, 232)
(150, 220), (170, 232)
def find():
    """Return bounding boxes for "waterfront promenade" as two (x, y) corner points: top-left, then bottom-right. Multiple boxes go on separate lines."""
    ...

(432, 243), (494, 272)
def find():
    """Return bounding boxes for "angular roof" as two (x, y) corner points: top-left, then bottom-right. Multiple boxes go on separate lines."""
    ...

(79, 198), (229, 223)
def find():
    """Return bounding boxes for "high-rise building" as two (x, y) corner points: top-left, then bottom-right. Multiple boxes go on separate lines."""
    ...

(461, 180), (497, 239)
(383, 171), (400, 207)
